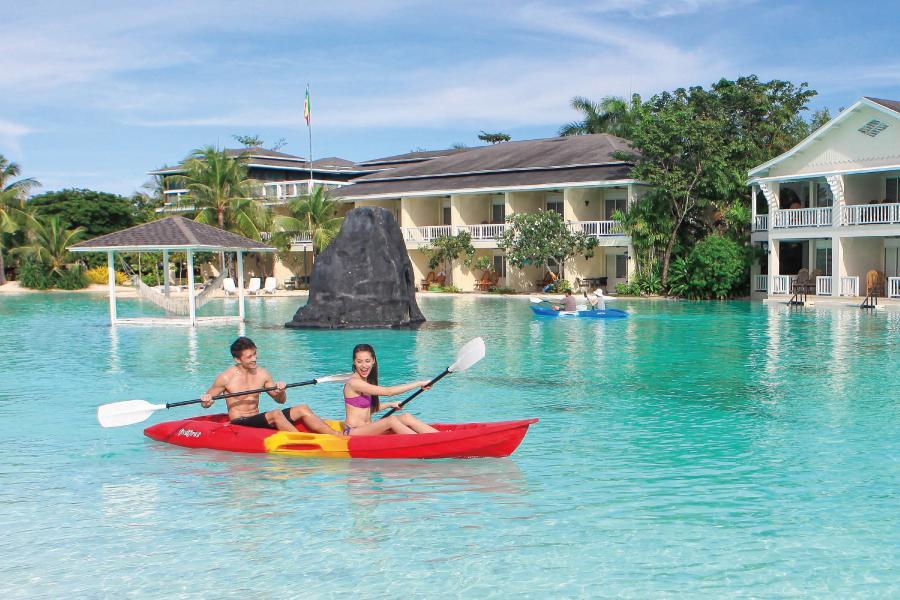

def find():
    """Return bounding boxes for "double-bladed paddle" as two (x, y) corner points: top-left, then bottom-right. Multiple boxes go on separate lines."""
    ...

(380, 337), (486, 419)
(97, 372), (353, 428)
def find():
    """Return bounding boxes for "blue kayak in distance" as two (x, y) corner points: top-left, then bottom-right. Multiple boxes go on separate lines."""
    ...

(530, 305), (628, 319)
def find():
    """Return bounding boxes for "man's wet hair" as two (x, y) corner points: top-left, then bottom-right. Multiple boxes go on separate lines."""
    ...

(230, 336), (257, 358)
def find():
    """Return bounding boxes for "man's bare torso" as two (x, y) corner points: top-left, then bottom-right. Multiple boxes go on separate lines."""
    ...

(220, 366), (273, 419)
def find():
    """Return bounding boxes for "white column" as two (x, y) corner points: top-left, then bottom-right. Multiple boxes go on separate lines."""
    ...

(162, 250), (170, 296)
(768, 240), (780, 296)
(832, 234), (843, 285)
(186, 250), (196, 325)
(237, 250), (246, 321)
(107, 251), (117, 324)
(751, 185), (758, 229)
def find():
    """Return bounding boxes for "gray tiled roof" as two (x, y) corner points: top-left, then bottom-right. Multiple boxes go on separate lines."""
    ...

(150, 148), (364, 175)
(70, 216), (274, 251)
(865, 97), (900, 114)
(334, 134), (637, 199)
(357, 147), (476, 167)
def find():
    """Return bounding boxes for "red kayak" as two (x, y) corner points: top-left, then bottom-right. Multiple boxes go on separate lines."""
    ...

(144, 415), (538, 459)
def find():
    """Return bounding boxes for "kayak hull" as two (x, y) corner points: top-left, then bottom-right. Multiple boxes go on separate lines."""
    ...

(530, 305), (628, 318)
(143, 415), (538, 459)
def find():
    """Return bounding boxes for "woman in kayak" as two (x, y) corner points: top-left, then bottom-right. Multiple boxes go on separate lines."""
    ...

(342, 343), (439, 435)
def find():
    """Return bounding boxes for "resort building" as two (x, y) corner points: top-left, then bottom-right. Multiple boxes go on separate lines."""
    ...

(150, 147), (369, 211)
(333, 134), (648, 292)
(749, 97), (900, 301)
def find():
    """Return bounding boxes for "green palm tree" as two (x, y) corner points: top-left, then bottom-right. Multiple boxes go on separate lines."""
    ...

(171, 146), (267, 237)
(170, 146), (270, 272)
(273, 186), (343, 257)
(0, 155), (41, 285)
(559, 95), (637, 138)
(14, 214), (84, 277)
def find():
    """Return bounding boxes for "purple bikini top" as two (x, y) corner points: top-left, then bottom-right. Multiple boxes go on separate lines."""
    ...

(344, 394), (372, 409)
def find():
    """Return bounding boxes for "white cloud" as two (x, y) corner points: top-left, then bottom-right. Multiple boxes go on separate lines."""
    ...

(0, 119), (33, 157)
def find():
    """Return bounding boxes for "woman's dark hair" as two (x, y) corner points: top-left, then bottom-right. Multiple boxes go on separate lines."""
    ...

(230, 336), (256, 358)
(352, 344), (380, 411)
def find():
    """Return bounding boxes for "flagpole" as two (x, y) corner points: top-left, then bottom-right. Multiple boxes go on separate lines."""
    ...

(305, 83), (313, 195)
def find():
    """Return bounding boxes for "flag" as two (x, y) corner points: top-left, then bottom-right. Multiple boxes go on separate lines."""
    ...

(303, 85), (311, 126)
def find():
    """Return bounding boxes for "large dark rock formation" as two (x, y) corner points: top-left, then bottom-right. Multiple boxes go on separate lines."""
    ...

(285, 207), (426, 329)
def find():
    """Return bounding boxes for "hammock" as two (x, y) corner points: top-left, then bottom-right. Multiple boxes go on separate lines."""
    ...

(121, 258), (228, 316)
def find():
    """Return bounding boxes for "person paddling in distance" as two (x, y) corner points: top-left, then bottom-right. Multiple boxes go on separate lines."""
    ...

(201, 336), (339, 435)
(342, 343), (439, 435)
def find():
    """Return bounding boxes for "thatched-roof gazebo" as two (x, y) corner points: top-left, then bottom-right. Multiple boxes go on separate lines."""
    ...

(69, 216), (275, 326)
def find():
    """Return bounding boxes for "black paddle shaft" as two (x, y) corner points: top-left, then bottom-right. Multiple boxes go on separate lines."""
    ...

(165, 379), (318, 408)
(380, 369), (450, 419)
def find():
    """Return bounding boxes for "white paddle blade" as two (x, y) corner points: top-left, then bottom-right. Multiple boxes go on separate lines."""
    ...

(314, 372), (354, 384)
(529, 297), (544, 303)
(97, 400), (165, 428)
(448, 337), (486, 373)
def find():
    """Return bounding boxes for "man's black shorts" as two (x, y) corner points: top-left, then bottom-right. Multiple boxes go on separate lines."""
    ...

(230, 408), (293, 429)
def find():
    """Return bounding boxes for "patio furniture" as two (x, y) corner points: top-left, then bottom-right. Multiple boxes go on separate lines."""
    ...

(486, 271), (500, 291)
(791, 269), (814, 294)
(534, 271), (557, 291)
(420, 271), (436, 290)
(247, 277), (261, 295)
(474, 271), (493, 291)
(283, 278), (296, 291)
(262, 277), (277, 295)
(434, 273), (446, 287)
(223, 278), (238, 296)
(866, 270), (885, 297)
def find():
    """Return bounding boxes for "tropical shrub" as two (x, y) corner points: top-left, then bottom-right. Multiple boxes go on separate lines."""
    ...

(549, 279), (573, 293)
(86, 266), (129, 285)
(678, 235), (745, 299)
(18, 259), (53, 289)
(55, 266), (89, 290)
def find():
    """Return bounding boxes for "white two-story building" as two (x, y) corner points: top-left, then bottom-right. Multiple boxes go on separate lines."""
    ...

(749, 97), (900, 300)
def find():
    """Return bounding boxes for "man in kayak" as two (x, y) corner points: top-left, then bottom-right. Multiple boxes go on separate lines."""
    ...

(200, 336), (338, 434)
(553, 290), (578, 312)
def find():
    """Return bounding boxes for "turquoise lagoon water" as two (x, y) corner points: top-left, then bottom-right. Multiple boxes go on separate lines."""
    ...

(1, 293), (898, 598)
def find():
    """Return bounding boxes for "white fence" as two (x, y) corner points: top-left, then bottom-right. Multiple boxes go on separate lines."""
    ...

(843, 203), (900, 226)
(402, 225), (453, 243)
(816, 276), (833, 296)
(840, 276), (859, 297)
(752, 215), (768, 231)
(570, 220), (624, 236)
(772, 207), (832, 228)
(753, 274), (768, 292)
(888, 277), (900, 298)
(290, 232), (314, 245)
(772, 275), (793, 294)
(454, 224), (507, 240)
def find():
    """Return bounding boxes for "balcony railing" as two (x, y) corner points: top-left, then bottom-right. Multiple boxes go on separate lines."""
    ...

(843, 203), (900, 226)
(816, 276), (833, 296)
(753, 274), (768, 292)
(771, 275), (793, 295)
(839, 276), (859, 297)
(290, 232), (314, 245)
(752, 215), (768, 231)
(570, 220), (624, 236)
(888, 277), (900, 298)
(454, 224), (507, 240)
(772, 207), (832, 228)
(402, 225), (453, 243)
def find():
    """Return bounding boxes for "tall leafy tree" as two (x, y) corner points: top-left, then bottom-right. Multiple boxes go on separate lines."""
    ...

(0, 155), (40, 284)
(498, 210), (597, 280)
(27, 189), (136, 238)
(559, 95), (638, 138)
(273, 186), (342, 257)
(425, 231), (476, 286)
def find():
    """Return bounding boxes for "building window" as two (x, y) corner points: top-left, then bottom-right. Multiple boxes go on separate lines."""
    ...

(615, 255), (627, 279)
(492, 201), (505, 224)
(605, 198), (626, 220)
(815, 181), (833, 207)
(493, 255), (506, 277)
(887, 178), (899, 202)
(442, 206), (451, 225)
(546, 192), (563, 215)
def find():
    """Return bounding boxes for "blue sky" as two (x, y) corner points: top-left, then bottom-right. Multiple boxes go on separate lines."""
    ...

(4, 0), (900, 197)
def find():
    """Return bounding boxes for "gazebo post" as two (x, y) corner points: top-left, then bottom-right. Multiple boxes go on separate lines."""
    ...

(237, 250), (246, 321)
(163, 250), (170, 296)
(187, 250), (196, 326)
(107, 250), (117, 325)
